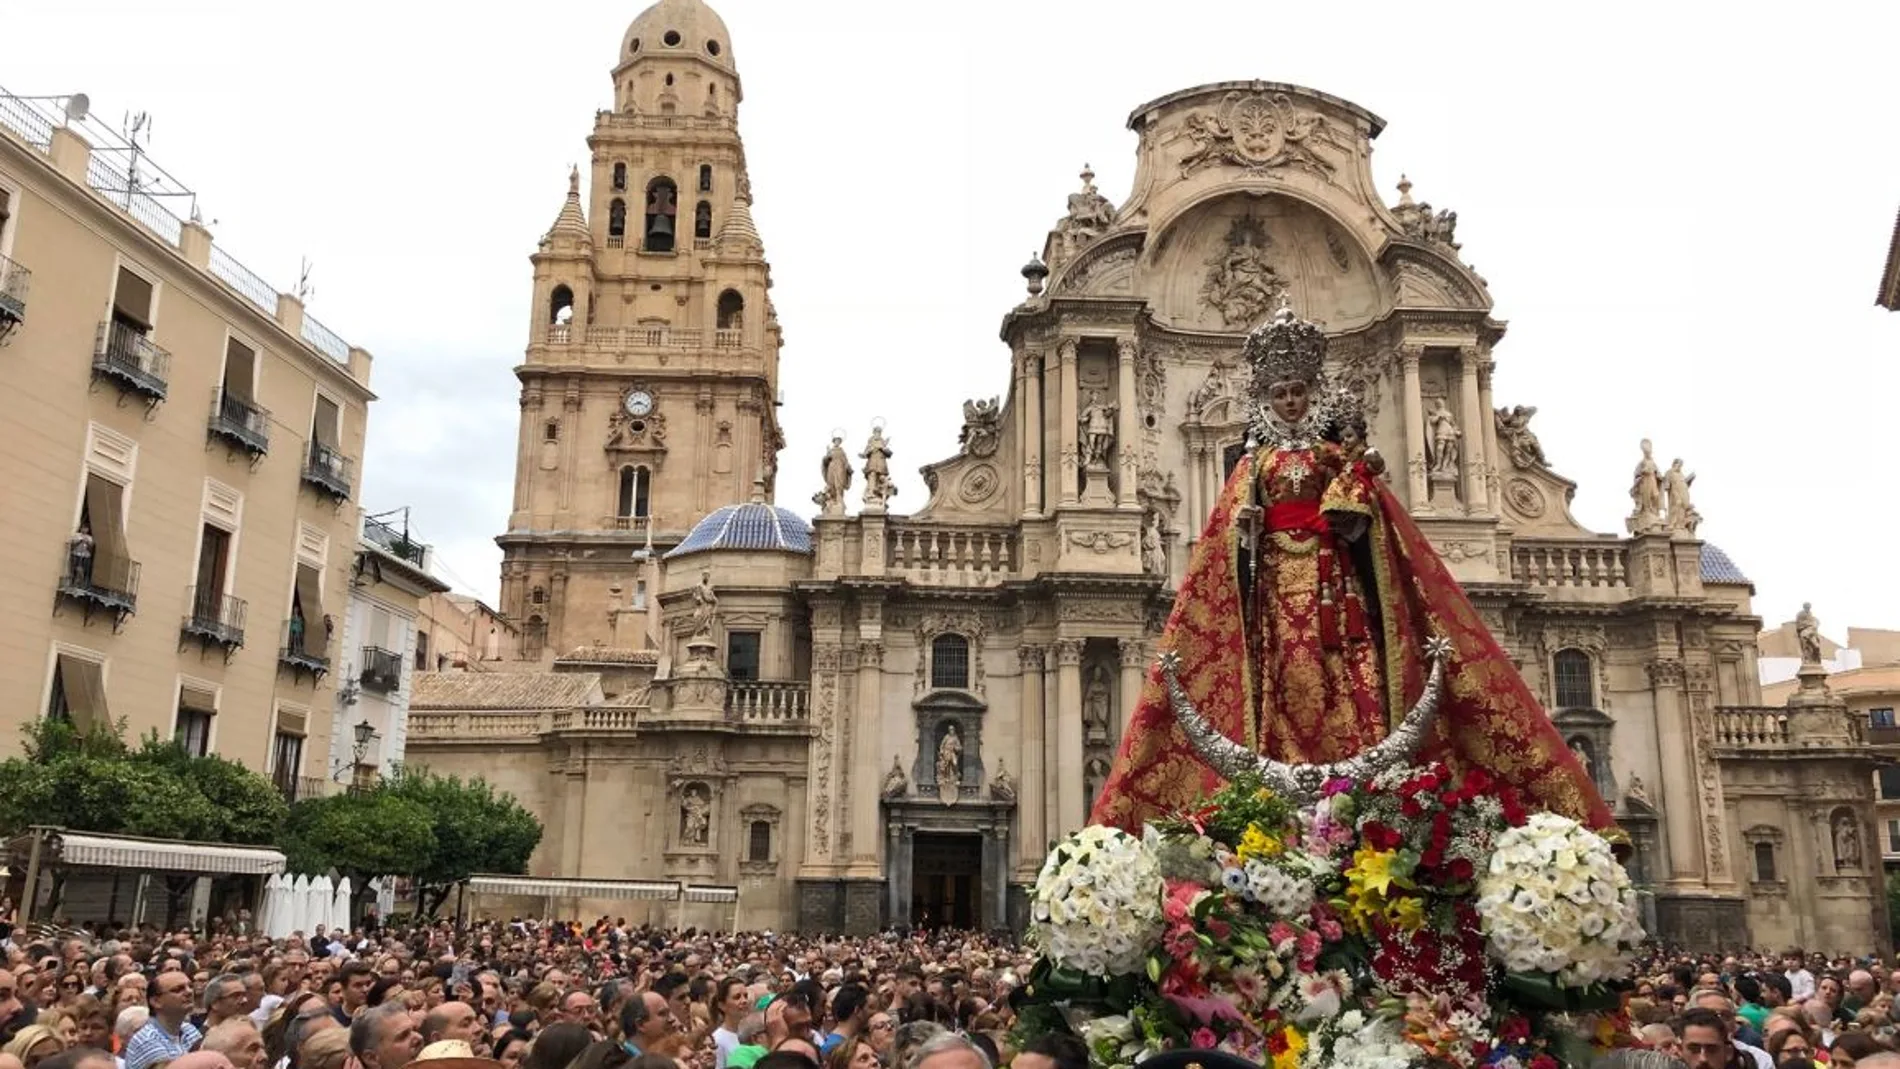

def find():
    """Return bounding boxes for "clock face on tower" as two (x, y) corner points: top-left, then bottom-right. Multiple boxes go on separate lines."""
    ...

(624, 390), (654, 417)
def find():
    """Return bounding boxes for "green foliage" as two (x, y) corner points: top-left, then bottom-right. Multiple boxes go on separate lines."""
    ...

(0, 719), (286, 844)
(280, 769), (541, 915)
(1151, 770), (1297, 848)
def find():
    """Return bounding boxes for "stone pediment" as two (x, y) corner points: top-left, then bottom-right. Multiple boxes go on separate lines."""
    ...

(1047, 232), (1144, 298)
(914, 450), (1010, 521)
(1381, 243), (1490, 311)
(911, 688), (987, 713)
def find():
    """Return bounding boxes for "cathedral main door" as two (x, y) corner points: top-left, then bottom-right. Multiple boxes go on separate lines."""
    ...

(910, 832), (982, 929)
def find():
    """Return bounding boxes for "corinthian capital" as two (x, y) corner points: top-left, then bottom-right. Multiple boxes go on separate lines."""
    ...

(1117, 637), (1148, 668)
(1053, 638), (1084, 665)
(1018, 645), (1046, 671)
(1646, 660), (1686, 687)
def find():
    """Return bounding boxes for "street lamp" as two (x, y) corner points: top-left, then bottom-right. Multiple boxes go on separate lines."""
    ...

(333, 718), (380, 783)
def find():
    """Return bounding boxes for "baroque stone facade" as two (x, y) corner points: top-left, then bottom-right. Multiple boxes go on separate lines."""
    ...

(404, 3), (1886, 950)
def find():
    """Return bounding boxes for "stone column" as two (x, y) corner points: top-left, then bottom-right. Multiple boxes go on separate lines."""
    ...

(512, 385), (541, 521)
(802, 645), (845, 873)
(1648, 660), (1704, 885)
(1458, 347), (1489, 513)
(1016, 646), (1047, 877)
(1115, 337), (1139, 508)
(884, 821), (911, 925)
(1053, 638), (1086, 834)
(849, 637), (885, 874)
(1476, 356), (1501, 507)
(1020, 352), (1044, 517)
(1184, 442), (1204, 546)
(558, 382), (582, 516)
(1399, 347), (1429, 510)
(1057, 339), (1080, 506)
(1116, 638), (1146, 742)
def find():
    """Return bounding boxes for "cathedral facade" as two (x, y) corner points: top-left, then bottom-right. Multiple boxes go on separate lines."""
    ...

(406, 0), (1886, 951)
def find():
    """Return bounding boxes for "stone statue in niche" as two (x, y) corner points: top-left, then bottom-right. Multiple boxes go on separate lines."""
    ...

(1624, 775), (1649, 808)
(989, 758), (1018, 802)
(688, 569), (719, 640)
(1569, 738), (1595, 781)
(935, 723), (962, 806)
(1494, 405), (1547, 470)
(1627, 439), (1664, 534)
(814, 436), (852, 515)
(1834, 811), (1862, 869)
(1141, 509), (1166, 576)
(1186, 362), (1234, 417)
(881, 754), (908, 799)
(1084, 663), (1113, 741)
(1079, 390), (1117, 469)
(1796, 602), (1824, 666)
(959, 397), (1003, 458)
(680, 783), (711, 846)
(1137, 469), (1183, 525)
(1425, 398), (1461, 477)
(861, 426), (896, 507)
(1201, 216), (1283, 327)
(1663, 458), (1701, 536)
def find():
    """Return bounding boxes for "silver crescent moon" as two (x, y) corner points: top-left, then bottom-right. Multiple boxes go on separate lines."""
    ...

(1157, 635), (1454, 804)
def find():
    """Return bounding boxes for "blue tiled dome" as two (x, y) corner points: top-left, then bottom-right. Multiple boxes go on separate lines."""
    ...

(1700, 543), (1751, 586)
(665, 501), (812, 559)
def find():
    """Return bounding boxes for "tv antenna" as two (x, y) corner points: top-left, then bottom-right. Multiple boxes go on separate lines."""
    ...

(120, 110), (152, 209)
(297, 257), (316, 303)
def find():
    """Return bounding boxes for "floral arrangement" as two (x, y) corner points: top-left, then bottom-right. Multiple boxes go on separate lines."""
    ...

(1014, 764), (1643, 1069)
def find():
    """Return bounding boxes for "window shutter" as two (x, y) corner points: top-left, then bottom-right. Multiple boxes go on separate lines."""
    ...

(55, 654), (109, 727)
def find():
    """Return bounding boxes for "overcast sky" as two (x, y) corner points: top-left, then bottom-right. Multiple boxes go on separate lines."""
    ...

(10, 1), (1898, 637)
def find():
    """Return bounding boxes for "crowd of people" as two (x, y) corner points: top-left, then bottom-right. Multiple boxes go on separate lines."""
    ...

(7, 917), (1900, 1069)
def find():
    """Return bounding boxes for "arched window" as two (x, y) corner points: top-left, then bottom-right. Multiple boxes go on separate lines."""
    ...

(548, 285), (574, 326)
(716, 289), (745, 331)
(698, 164), (713, 192)
(694, 201), (713, 240)
(931, 633), (970, 690)
(1552, 649), (1594, 709)
(644, 178), (678, 252)
(748, 820), (771, 862)
(1753, 841), (1776, 882)
(608, 198), (627, 240)
(611, 163), (627, 192)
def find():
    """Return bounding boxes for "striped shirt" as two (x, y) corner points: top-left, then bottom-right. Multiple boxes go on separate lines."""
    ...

(123, 1018), (203, 1069)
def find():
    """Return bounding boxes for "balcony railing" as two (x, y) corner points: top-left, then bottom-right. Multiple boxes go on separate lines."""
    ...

(274, 775), (330, 803)
(279, 618), (329, 680)
(208, 387), (271, 456)
(1713, 706), (1790, 748)
(363, 515), (426, 566)
(0, 251), (30, 330)
(182, 585), (247, 652)
(57, 548), (140, 623)
(886, 523), (1017, 587)
(1509, 541), (1630, 591)
(302, 442), (353, 502)
(359, 645), (403, 694)
(91, 321), (171, 403)
(726, 681), (810, 723)
(602, 514), (651, 533)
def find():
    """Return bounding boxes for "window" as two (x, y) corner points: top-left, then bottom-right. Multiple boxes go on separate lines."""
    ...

(77, 472), (135, 598)
(1552, 649), (1594, 709)
(111, 265), (155, 332)
(1878, 767), (1900, 801)
(415, 629), (430, 672)
(290, 561), (326, 659)
(1871, 707), (1896, 729)
(748, 820), (771, 862)
(698, 164), (713, 192)
(531, 585), (547, 605)
(47, 650), (108, 730)
(716, 290), (744, 331)
(0, 188), (12, 246)
(633, 580), (648, 610)
(549, 285), (574, 327)
(312, 394), (341, 453)
(643, 178), (678, 253)
(931, 633), (971, 690)
(608, 198), (626, 240)
(543, 420), (559, 442)
(1889, 820), (1900, 855)
(175, 681), (216, 757)
(221, 337), (257, 402)
(694, 201), (712, 240)
(1753, 841), (1776, 882)
(616, 466), (650, 520)
(726, 630), (761, 681)
(190, 522), (233, 630)
(611, 163), (627, 192)
(272, 731), (304, 793)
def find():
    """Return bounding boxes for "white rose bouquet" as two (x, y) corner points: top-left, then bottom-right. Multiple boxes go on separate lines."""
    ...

(1030, 825), (1166, 977)
(1475, 812), (1644, 987)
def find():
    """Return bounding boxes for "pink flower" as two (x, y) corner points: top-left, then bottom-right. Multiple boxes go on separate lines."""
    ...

(1193, 1029), (1219, 1049)
(1296, 930), (1322, 969)
(1269, 921), (1297, 948)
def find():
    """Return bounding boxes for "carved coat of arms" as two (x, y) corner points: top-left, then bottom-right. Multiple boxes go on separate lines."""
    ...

(1179, 92), (1344, 179)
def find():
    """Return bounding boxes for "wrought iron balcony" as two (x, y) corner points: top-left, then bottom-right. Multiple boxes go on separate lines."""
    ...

(0, 251), (30, 338)
(363, 515), (426, 566)
(208, 387), (271, 457)
(302, 442), (353, 502)
(92, 320), (171, 404)
(56, 548), (139, 628)
(274, 774), (330, 803)
(181, 585), (247, 655)
(279, 618), (329, 682)
(359, 645), (403, 694)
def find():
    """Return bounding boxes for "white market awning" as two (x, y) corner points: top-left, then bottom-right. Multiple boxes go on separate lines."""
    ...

(28, 830), (286, 875)
(683, 884), (738, 903)
(465, 875), (680, 901)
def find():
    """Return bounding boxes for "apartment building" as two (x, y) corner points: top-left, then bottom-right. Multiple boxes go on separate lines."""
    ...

(0, 91), (373, 797)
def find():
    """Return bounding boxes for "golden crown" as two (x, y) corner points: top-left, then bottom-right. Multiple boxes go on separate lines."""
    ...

(1242, 297), (1327, 389)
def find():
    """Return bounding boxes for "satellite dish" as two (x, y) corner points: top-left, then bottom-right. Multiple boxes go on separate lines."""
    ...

(64, 93), (90, 122)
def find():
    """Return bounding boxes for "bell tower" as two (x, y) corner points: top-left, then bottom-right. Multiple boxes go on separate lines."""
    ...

(500, 0), (784, 661)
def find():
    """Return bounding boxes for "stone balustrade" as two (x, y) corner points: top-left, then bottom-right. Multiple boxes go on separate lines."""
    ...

(408, 706), (644, 739)
(1713, 706), (1791, 748)
(887, 524), (1015, 587)
(726, 681), (809, 722)
(1510, 540), (1630, 590)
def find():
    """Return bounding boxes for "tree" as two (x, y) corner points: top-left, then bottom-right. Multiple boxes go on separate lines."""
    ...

(383, 769), (542, 916)
(279, 790), (437, 884)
